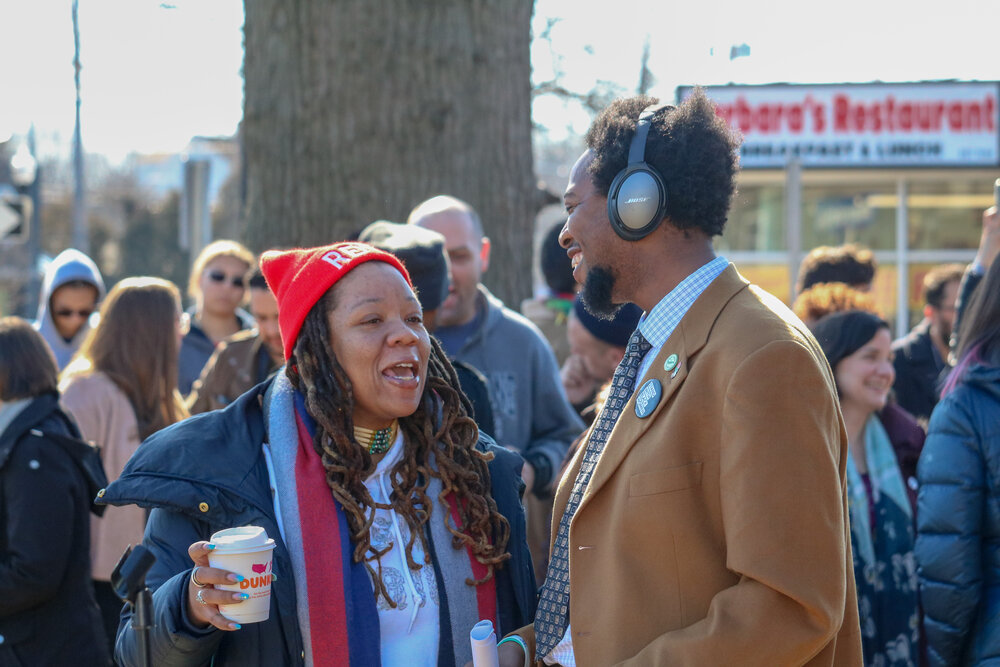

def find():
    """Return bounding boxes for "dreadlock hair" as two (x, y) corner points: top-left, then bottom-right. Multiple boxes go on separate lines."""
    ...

(286, 287), (510, 606)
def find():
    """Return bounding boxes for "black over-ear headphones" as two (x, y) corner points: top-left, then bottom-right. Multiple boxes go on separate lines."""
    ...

(606, 103), (673, 241)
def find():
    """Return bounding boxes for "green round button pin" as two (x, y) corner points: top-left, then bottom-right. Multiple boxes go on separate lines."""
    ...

(663, 354), (679, 372)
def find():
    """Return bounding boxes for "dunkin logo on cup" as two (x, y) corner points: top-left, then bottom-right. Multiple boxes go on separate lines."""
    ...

(241, 560), (273, 590)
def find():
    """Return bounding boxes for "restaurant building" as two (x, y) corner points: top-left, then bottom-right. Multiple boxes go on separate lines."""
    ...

(681, 81), (999, 334)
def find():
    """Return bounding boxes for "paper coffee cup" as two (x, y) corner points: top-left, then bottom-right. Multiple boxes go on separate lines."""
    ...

(207, 526), (276, 624)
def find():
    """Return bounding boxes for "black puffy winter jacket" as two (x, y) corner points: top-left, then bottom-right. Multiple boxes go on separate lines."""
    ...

(0, 392), (110, 667)
(916, 364), (1000, 667)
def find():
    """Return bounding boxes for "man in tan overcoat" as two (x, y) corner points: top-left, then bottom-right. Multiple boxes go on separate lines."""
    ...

(496, 89), (863, 666)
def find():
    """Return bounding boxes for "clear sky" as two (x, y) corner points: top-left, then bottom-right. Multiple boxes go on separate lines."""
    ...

(1, 0), (244, 162)
(2, 0), (998, 162)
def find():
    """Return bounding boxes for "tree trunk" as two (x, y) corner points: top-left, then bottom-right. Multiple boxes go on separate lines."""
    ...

(243, 0), (536, 307)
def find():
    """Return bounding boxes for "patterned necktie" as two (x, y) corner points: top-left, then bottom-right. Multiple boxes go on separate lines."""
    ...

(534, 329), (652, 659)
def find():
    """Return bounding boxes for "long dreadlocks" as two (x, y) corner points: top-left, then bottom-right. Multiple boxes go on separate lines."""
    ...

(287, 288), (510, 605)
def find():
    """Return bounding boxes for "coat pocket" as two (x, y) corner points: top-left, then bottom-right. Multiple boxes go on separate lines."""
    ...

(628, 461), (703, 497)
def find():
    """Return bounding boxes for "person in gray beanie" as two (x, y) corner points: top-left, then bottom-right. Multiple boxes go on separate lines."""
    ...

(359, 221), (450, 329)
(359, 220), (495, 436)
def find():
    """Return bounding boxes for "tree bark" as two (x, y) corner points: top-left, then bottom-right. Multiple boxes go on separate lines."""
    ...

(243, 0), (536, 306)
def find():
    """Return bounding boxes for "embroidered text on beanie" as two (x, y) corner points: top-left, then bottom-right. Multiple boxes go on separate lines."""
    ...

(259, 242), (411, 360)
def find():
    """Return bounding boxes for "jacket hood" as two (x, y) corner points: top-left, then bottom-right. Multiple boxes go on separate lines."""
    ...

(0, 393), (62, 464)
(0, 392), (106, 516)
(954, 363), (1000, 402)
(34, 249), (106, 370)
(99, 380), (274, 521)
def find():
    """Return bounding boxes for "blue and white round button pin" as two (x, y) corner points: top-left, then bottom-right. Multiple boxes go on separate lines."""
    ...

(634, 379), (662, 418)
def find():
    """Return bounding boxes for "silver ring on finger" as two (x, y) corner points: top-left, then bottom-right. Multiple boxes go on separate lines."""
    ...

(196, 588), (209, 605)
(191, 567), (208, 588)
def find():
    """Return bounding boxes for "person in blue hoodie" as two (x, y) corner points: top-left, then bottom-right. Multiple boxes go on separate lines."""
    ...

(916, 256), (1000, 666)
(33, 248), (106, 371)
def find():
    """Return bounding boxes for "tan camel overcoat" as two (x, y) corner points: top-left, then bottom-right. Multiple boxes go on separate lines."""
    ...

(516, 265), (863, 666)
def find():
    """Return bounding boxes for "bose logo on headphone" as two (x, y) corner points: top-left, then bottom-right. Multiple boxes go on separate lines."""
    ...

(625, 197), (649, 204)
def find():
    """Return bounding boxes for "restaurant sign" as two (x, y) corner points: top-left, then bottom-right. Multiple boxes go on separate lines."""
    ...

(679, 82), (1000, 169)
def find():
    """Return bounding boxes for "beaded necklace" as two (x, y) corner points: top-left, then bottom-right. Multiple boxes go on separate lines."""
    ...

(354, 420), (398, 455)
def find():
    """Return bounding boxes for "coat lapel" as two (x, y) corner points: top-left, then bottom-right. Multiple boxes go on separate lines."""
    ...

(575, 265), (749, 514)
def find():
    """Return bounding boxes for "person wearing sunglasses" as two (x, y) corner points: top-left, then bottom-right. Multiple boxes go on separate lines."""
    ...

(187, 271), (285, 414)
(178, 240), (257, 395)
(32, 248), (106, 371)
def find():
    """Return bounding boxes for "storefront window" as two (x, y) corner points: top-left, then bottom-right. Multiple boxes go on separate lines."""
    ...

(801, 184), (898, 250)
(718, 185), (785, 252)
(906, 179), (993, 250)
(721, 170), (985, 335)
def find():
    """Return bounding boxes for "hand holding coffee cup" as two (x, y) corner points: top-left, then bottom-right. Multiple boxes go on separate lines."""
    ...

(185, 526), (277, 630)
(206, 526), (276, 624)
(185, 541), (248, 632)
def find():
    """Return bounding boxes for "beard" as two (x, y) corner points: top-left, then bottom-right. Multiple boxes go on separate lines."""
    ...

(580, 265), (623, 319)
(940, 320), (953, 346)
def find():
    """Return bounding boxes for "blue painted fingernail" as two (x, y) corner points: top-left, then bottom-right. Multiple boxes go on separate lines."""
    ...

(231, 623), (241, 630)
(239, 593), (249, 600)
(206, 543), (216, 550)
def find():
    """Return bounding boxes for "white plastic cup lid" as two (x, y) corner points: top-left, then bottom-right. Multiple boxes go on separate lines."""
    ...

(210, 526), (273, 552)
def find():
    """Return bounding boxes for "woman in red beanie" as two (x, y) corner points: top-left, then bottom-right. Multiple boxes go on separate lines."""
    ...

(99, 242), (537, 667)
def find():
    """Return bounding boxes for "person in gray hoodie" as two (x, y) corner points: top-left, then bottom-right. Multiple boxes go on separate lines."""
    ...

(33, 248), (106, 370)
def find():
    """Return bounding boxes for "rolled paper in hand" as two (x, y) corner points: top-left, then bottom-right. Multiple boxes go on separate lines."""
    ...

(470, 619), (500, 667)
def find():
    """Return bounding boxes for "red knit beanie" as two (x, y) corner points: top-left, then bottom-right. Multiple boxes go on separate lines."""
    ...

(259, 242), (412, 360)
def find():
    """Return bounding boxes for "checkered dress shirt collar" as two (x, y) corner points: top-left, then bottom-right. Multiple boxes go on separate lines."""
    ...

(637, 256), (729, 378)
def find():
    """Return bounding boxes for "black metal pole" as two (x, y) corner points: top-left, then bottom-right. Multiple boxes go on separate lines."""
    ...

(133, 587), (153, 667)
(111, 545), (157, 667)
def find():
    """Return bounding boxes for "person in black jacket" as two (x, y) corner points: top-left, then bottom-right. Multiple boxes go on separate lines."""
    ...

(916, 257), (1000, 667)
(891, 264), (963, 425)
(0, 317), (109, 667)
(100, 243), (536, 667)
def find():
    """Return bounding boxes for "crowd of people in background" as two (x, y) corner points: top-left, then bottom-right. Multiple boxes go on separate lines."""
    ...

(1, 89), (999, 667)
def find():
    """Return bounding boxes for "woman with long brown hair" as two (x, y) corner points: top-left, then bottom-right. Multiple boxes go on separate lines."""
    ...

(60, 276), (189, 652)
(99, 243), (536, 666)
